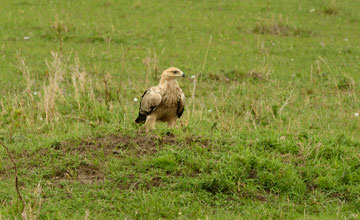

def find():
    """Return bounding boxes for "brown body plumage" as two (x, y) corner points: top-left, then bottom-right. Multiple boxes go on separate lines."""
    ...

(135, 67), (185, 132)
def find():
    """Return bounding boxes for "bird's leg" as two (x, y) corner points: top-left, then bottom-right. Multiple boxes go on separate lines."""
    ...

(167, 118), (177, 128)
(145, 115), (156, 132)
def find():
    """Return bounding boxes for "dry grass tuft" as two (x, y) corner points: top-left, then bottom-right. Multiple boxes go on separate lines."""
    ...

(50, 16), (70, 51)
(51, 16), (69, 34)
(22, 182), (43, 220)
(71, 56), (88, 110)
(16, 54), (34, 104)
(142, 49), (159, 83)
(43, 52), (66, 123)
(12, 52), (97, 125)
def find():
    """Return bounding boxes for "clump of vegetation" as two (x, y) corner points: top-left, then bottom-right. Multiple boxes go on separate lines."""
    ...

(207, 67), (271, 83)
(323, 3), (341, 16)
(337, 75), (356, 90)
(253, 16), (314, 37)
(323, 6), (339, 16)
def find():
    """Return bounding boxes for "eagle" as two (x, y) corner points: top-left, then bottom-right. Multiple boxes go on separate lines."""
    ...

(135, 67), (186, 132)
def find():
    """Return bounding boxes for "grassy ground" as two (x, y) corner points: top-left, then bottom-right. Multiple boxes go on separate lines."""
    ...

(1, 0), (360, 219)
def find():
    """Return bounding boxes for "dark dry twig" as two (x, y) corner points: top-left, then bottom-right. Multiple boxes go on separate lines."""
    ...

(0, 141), (25, 208)
(116, 88), (122, 105)
(103, 72), (111, 110)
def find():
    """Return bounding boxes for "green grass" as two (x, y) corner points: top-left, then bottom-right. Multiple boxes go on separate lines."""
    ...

(1, 0), (360, 219)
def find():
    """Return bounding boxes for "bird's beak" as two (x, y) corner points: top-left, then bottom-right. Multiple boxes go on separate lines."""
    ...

(181, 72), (185, 78)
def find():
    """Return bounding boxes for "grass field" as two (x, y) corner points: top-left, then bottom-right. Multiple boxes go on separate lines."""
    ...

(1, 0), (360, 219)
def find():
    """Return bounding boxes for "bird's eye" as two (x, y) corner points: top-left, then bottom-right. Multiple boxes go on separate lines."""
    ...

(173, 71), (179, 74)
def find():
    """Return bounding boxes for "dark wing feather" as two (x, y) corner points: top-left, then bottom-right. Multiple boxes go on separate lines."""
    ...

(177, 91), (185, 118)
(135, 87), (162, 123)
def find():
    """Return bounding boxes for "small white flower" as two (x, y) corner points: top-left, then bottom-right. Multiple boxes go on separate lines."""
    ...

(39, 117), (43, 121)
(272, 42), (276, 46)
(24, 36), (30, 40)
(355, 112), (359, 117)
(309, 8), (315, 13)
(33, 91), (38, 95)
(178, 212), (182, 215)
(344, 38), (348, 41)
(191, 75), (196, 79)
(208, 109), (213, 113)
(133, 98), (138, 102)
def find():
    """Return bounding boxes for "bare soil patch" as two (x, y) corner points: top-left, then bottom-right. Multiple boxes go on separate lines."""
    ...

(52, 163), (104, 184)
(2, 133), (211, 184)
(59, 132), (177, 156)
(117, 175), (168, 191)
(56, 132), (210, 157)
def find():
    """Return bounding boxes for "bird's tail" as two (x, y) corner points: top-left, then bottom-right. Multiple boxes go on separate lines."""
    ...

(135, 113), (147, 124)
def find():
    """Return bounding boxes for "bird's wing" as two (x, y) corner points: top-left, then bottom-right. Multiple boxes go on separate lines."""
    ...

(177, 89), (185, 118)
(139, 87), (162, 115)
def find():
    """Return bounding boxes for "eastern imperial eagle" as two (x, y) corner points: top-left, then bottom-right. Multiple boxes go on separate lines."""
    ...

(135, 67), (186, 132)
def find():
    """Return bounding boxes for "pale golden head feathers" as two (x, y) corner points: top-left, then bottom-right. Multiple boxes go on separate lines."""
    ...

(160, 67), (185, 81)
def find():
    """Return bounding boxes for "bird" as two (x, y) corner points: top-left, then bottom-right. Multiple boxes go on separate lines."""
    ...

(135, 67), (186, 132)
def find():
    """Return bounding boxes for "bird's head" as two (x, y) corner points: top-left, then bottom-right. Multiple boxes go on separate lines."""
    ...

(160, 67), (185, 81)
